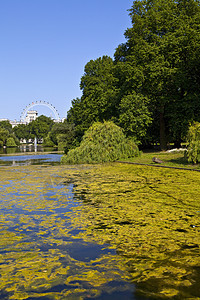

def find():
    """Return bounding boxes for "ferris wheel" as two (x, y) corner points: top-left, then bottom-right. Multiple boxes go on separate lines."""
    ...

(20, 100), (60, 122)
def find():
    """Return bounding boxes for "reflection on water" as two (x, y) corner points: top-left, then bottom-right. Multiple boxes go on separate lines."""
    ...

(0, 145), (59, 155)
(0, 154), (62, 166)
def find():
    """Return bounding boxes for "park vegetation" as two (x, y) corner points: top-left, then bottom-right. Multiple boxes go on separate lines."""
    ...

(67, 0), (200, 151)
(186, 122), (200, 164)
(61, 121), (140, 164)
(0, 121), (18, 148)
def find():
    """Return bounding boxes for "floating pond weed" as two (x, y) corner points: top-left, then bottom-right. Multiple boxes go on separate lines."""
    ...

(0, 164), (199, 299)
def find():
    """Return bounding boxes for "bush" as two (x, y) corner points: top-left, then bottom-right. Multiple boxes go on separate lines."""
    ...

(43, 133), (55, 147)
(187, 122), (200, 164)
(61, 121), (140, 164)
(6, 137), (17, 148)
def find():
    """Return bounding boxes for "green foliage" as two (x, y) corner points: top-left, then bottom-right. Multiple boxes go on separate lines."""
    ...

(119, 92), (152, 141)
(0, 127), (9, 147)
(13, 124), (30, 141)
(6, 137), (17, 147)
(65, 0), (200, 149)
(61, 121), (140, 164)
(0, 120), (12, 133)
(43, 133), (55, 147)
(67, 56), (119, 137)
(29, 115), (54, 139)
(114, 0), (200, 149)
(186, 122), (200, 163)
(48, 121), (76, 151)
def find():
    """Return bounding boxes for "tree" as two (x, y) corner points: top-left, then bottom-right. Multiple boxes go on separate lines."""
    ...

(6, 137), (17, 148)
(29, 115), (54, 139)
(61, 121), (140, 164)
(13, 124), (30, 141)
(46, 120), (76, 151)
(118, 92), (152, 142)
(0, 121), (12, 133)
(67, 56), (119, 138)
(186, 122), (200, 164)
(114, 0), (200, 149)
(0, 128), (9, 147)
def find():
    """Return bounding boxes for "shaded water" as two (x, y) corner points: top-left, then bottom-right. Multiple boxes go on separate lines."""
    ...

(0, 158), (200, 299)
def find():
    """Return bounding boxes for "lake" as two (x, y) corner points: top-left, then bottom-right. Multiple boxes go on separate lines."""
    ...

(0, 153), (62, 166)
(0, 155), (199, 299)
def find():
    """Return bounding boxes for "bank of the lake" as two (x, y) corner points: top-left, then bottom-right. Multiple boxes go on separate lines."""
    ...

(120, 149), (200, 171)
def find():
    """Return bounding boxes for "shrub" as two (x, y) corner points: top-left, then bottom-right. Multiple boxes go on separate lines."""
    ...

(6, 137), (17, 148)
(187, 122), (200, 164)
(61, 121), (140, 164)
(43, 133), (55, 147)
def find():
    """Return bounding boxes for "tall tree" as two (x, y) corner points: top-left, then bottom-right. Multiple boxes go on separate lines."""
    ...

(67, 56), (119, 138)
(0, 121), (12, 133)
(29, 115), (54, 139)
(114, 0), (200, 149)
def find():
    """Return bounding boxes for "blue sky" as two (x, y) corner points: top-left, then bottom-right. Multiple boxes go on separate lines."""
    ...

(0, 0), (133, 121)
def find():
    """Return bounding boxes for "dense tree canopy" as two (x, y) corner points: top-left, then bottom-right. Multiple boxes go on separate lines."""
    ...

(13, 124), (30, 141)
(28, 115), (54, 139)
(0, 121), (19, 148)
(66, 0), (200, 150)
(44, 120), (76, 151)
(67, 56), (119, 138)
(114, 0), (200, 149)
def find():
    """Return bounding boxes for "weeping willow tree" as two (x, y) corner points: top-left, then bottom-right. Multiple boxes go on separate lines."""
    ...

(187, 122), (200, 164)
(61, 121), (140, 164)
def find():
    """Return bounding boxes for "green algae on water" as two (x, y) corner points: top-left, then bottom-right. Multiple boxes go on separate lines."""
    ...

(0, 164), (200, 299)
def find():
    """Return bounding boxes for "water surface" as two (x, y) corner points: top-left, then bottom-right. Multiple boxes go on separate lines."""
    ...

(0, 153), (62, 166)
(0, 164), (136, 299)
(0, 162), (200, 299)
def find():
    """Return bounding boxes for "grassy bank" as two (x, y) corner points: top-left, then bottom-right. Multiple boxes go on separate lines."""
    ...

(119, 149), (200, 170)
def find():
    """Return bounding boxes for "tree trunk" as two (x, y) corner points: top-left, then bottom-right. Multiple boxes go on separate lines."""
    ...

(159, 110), (167, 150)
(174, 139), (181, 149)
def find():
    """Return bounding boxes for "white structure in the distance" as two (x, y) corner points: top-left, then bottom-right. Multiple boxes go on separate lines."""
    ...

(0, 101), (65, 127)
(24, 111), (38, 123)
(20, 101), (60, 123)
(0, 118), (20, 128)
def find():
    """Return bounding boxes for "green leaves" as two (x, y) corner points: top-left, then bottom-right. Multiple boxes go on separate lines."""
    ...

(29, 115), (54, 139)
(0, 127), (9, 146)
(186, 122), (200, 163)
(119, 92), (152, 140)
(67, 56), (119, 137)
(114, 0), (200, 148)
(61, 121), (140, 164)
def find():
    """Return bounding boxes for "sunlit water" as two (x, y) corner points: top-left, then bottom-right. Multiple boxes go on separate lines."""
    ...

(0, 154), (62, 166)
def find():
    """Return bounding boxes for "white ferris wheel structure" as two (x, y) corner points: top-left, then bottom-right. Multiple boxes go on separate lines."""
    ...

(20, 100), (60, 123)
